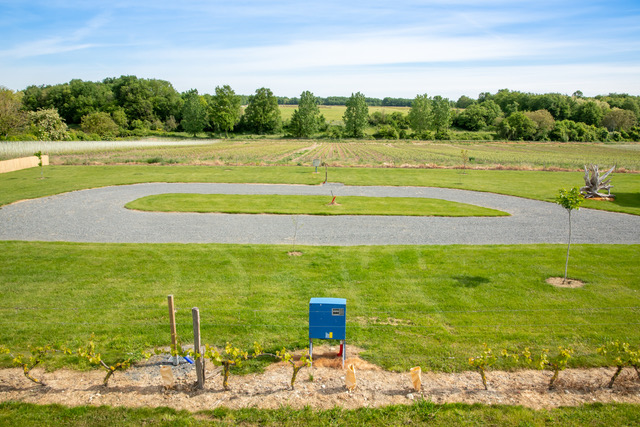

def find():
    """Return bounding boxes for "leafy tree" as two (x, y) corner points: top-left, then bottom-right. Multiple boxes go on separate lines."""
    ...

(290, 90), (323, 138)
(81, 112), (120, 139)
(456, 95), (475, 109)
(210, 85), (242, 136)
(572, 100), (607, 126)
(0, 87), (27, 137)
(407, 93), (431, 136)
(180, 91), (208, 137)
(431, 95), (452, 137)
(244, 87), (282, 134)
(497, 112), (537, 140)
(28, 109), (69, 140)
(524, 109), (555, 140)
(555, 188), (584, 284)
(343, 92), (369, 138)
(601, 108), (637, 132)
(454, 104), (488, 131)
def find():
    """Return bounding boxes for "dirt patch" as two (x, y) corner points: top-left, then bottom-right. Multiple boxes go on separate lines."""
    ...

(287, 251), (303, 257)
(1, 346), (639, 411)
(546, 277), (585, 288)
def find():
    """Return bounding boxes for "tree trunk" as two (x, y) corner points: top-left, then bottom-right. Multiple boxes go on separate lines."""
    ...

(564, 210), (572, 284)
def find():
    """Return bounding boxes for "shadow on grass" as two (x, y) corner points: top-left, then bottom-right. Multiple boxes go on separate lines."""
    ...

(453, 276), (490, 288)
(605, 193), (640, 209)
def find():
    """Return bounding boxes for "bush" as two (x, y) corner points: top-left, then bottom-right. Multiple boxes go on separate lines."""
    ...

(373, 125), (399, 139)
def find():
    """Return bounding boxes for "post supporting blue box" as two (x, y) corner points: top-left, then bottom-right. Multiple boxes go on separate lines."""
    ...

(309, 297), (346, 367)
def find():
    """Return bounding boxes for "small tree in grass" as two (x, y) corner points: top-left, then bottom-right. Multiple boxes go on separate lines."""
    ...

(34, 151), (44, 179)
(555, 188), (584, 284)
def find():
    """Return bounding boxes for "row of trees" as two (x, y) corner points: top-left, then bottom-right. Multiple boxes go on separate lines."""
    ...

(1, 76), (639, 141)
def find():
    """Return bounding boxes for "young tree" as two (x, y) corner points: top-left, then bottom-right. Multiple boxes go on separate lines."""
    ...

(210, 85), (242, 137)
(180, 91), (208, 137)
(244, 87), (282, 134)
(408, 93), (431, 136)
(290, 90), (323, 138)
(343, 92), (368, 138)
(555, 188), (585, 284)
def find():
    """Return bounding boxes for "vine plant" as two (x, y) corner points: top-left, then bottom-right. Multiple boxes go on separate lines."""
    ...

(276, 348), (311, 390)
(75, 337), (150, 387)
(468, 343), (496, 390)
(597, 341), (640, 388)
(203, 342), (265, 390)
(0, 344), (64, 386)
(523, 346), (574, 390)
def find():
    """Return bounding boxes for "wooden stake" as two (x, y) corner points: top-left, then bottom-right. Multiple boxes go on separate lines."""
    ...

(167, 295), (178, 365)
(192, 307), (205, 389)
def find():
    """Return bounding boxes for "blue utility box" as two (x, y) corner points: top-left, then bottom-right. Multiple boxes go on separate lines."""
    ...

(309, 297), (346, 367)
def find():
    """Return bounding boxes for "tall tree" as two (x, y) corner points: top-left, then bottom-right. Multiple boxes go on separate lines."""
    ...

(210, 85), (242, 136)
(290, 90), (323, 138)
(244, 87), (281, 134)
(180, 91), (208, 137)
(408, 94), (432, 135)
(431, 95), (452, 137)
(343, 92), (368, 138)
(0, 87), (27, 138)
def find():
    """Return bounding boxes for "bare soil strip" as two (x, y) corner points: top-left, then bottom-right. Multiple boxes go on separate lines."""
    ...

(1, 349), (639, 412)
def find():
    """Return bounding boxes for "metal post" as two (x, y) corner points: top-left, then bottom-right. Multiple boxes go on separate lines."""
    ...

(341, 340), (346, 368)
(192, 307), (205, 389)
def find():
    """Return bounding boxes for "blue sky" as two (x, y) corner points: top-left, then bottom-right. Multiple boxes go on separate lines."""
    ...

(1, 0), (639, 99)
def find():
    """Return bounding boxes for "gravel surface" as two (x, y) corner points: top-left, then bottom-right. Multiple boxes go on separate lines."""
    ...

(0, 183), (638, 245)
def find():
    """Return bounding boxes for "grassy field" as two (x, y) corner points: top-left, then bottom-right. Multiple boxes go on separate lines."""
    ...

(2, 401), (640, 426)
(2, 165), (639, 215)
(1, 242), (638, 373)
(125, 194), (509, 216)
(47, 139), (640, 171)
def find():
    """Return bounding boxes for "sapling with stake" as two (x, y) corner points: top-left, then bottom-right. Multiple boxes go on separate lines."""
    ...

(555, 188), (584, 284)
(34, 151), (44, 179)
(460, 149), (469, 173)
(275, 348), (311, 389)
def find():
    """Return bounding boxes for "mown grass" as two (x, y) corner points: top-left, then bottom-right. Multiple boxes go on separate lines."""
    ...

(1, 165), (638, 215)
(2, 401), (640, 426)
(125, 194), (509, 217)
(0, 242), (638, 372)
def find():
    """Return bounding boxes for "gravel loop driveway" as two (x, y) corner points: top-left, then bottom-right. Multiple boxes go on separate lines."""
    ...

(0, 183), (638, 245)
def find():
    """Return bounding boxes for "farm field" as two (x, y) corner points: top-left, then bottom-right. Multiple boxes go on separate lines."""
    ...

(43, 139), (640, 172)
(1, 241), (638, 373)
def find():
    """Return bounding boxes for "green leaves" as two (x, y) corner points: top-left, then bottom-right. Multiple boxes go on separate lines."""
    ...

(555, 187), (585, 211)
(343, 92), (368, 138)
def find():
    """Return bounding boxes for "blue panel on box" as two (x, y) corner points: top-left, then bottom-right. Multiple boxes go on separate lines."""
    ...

(309, 298), (346, 340)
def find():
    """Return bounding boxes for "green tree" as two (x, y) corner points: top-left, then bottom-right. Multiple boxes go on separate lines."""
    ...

(601, 108), (637, 132)
(28, 109), (69, 140)
(290, 90), (323, 138)
(343, 92), (369, 138)
(244, 87), (282, 134)
(180, 91), (208, 137)
(0, 87), (27, 138)
(210, 85), (242, 136)
(555, 188), (584, 284)
(497, 112), (537, 140)
(455, 95), (475, 109)
(524, 109), (555, 140)
(573, 100), (606, 126)
(431, 95), (452, 138)
(81, 112), (120, 139)
(407, 93), (431, 136)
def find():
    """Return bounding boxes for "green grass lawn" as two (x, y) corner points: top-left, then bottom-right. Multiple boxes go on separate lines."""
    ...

(2, 401), (640, 426)
(1, 242), (638, 372)
(1, 165), (639, 215)
(125, 194), (509, 216)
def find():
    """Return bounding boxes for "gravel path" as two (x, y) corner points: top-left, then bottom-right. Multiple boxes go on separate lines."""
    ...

(0, 183), (638, 245)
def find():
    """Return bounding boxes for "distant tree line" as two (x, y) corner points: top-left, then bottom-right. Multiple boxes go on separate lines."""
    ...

(0, 76), (638, 142)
